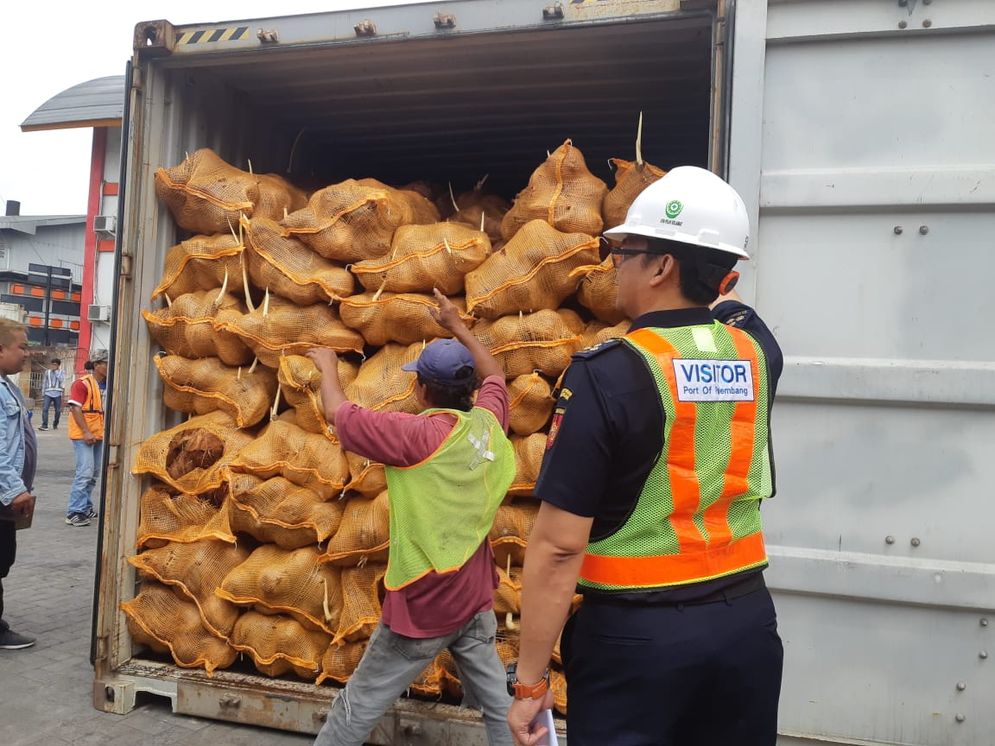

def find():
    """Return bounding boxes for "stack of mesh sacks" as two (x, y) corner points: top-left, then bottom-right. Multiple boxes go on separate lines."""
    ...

(124, 143), (664, 714)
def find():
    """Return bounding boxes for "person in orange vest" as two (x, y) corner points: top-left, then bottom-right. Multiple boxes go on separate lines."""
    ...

(507, 167), (784, 746)
(66, 351), (108, 527)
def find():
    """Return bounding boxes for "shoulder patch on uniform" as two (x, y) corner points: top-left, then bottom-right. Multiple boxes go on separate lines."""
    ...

(573, 337), (624, 360)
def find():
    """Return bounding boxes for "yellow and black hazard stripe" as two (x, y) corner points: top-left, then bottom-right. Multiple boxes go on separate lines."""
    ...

(176, 26), (250, 45)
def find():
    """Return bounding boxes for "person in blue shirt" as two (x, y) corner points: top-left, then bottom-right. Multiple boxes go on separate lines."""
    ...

(39, 358), (66, 431)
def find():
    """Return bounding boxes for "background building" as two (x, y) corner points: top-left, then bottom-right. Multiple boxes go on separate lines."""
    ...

(20, 75), (124, 370)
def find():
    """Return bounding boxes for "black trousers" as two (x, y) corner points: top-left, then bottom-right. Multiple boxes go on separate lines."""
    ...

(562, 586), (783, 746)
(0, 519), (15, 622)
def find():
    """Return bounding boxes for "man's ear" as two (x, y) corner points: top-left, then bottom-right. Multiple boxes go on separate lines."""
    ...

(647, 254), (676, 289)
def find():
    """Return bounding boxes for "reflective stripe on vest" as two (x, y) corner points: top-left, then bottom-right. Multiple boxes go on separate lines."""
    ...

(578, 323), (773, 591)
(69, 375), (105, 441)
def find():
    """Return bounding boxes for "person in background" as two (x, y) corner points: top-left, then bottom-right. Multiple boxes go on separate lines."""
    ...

(65, 351), (107, 527)
(308, 290), (515, 746)
(39, 358), (66, 431)
(0, 318), (37, 649)
(508, 167), (784, 746)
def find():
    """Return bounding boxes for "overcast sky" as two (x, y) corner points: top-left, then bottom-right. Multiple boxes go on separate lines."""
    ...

(0, 1), (427, 216)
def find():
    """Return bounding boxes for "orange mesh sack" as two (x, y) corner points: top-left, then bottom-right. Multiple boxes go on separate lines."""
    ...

(473, 310), (583, 378)
(494, 565), (523, 630)
(256, 173), (309, 220)
(583, 319), (628, 349)
(410, 658), (445, 697)
(501, 140), (608, 241)
(351, 222), (490, 295)
(216, 295), (364, 368)
(218, 544), (342, 635)
(244, 216), (355, 305)
(154, 355), (277, 428)
(228, 474), (344, 549)
(570, 257), (626, 324)
(507, 373), (554, 436)
(465, 220), (600, 319)
(509, 434), (547, 497)
(602, 158), (666, 231)
(154, 149), (258, 235)
(122, 581), (236, 673)
(335, 563), (386, 643)
(136, 484), (235, 549)
(345, 452), (386, 498)
(321, 491), (390, 566)
(128, 539), (250, 638)
(317, 641), (368, 685)
(230, 610), (331, 680)
(133, 411), (253, 495)
(152, 234), (245, 302)
(282, 179), (437, 263)
(229, 420), (350, 499)
(278, 355), (358, 437)
(551, 668), (568, 715)
(490, 501), (540, 568)
(436, 650), (464, 699)
(339, 293), (472, 347)
(452, 188), (511, 243)
(143, 290), (254, 367)
(346, 343), (423, 414)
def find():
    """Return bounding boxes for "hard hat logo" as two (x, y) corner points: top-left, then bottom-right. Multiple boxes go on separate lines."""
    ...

(665, 200), (683, 220)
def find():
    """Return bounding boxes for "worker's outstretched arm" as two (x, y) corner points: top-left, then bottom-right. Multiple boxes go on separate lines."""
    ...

(306, 349), (347, 425)
(430, 288), (504, 381)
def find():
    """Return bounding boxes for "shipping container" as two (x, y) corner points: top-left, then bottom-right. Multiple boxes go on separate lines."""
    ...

(94, 1), (995, 744)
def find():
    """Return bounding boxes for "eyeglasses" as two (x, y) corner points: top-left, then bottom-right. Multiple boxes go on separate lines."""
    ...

(599, 237), (654, 262)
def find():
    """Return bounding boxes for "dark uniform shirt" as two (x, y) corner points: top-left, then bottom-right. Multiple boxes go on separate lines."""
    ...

(535, 301), (783, 603)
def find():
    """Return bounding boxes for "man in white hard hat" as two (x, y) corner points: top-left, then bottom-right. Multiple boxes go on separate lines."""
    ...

(507, 167), (784, 745)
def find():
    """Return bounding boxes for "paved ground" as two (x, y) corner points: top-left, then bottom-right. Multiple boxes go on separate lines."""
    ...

(0, 422), (312, 746)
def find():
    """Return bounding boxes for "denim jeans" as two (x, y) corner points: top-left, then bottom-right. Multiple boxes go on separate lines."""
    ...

(68, 440), (103, 517)
(314, 610), (513, 746)
(41, 395), (62, 428)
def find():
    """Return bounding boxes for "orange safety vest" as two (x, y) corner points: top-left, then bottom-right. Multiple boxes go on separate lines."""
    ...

(578, 322), (773, 592)
(68, 375), (105, 442)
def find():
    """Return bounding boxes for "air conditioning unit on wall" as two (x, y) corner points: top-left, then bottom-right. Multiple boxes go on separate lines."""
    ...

(93, 215), (116, 235)
(87, 304), (111, 322)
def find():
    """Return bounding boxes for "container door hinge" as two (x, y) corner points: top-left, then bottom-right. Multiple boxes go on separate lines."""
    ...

(119, 252), (133, 281)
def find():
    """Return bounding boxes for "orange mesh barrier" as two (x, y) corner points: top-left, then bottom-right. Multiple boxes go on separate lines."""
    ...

(154, 355), (277, 428)
(122, 581), (236, 673)
(244, 216), (355, 305)
(465, 220), (600, 319)
(501, 140), (607, 241)
(339, 292), (472, 347)
(509, 434), (547, 497)
(133, 411), (252, 495)
(216, 295), (364, 368)
(278, 355), (358, 437)
(228, 473), (344, 549)
(570, 257), (626, 324)
(490, 501), (540, 568)
(334, 563), (386, 644)
(152, 234), (245, 302)
(351, 222), (490, 295)
(282, 178), (438, 263)
(218, 544), (342, 635)
(230, 610), (331, 680)
(602, 158), (666, 231)
(143, 290), (254, 367)
(136, 484), (235, 549)
(128, 539), (250, 638)
(229, 420), (350, 499)
(346, 343), (423, 414)
(317, 640), (368, 685)
(320, 491), (390, 566)
(472, 310), (582, 378)
(345, 452), (387, 498)
(507, 373), (554, 436)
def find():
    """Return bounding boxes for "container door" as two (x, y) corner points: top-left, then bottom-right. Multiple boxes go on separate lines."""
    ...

(729, 1), (995, 744)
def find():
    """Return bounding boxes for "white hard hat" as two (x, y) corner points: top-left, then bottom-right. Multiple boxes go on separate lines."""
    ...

(603, 166), (751, 259)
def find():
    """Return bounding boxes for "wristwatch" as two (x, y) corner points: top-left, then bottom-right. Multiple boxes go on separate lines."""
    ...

(506, 661), (551, 699)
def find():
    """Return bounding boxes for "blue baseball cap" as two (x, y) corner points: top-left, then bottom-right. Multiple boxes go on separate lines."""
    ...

(401, 339), (475, 385)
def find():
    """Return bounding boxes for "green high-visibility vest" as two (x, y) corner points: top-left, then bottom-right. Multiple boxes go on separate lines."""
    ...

(579, 322), (773, 592)
(384, 406), (515, 591)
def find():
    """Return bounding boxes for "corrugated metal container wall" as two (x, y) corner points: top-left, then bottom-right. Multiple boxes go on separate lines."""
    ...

(729, 1), (995, 744)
